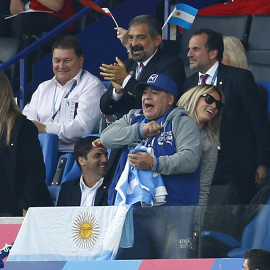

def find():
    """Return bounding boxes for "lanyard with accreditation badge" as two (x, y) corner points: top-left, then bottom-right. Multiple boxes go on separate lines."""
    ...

(52, 70), (85, 120)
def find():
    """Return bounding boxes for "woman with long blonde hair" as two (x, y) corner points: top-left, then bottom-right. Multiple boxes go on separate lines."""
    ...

(177, 84), (225, 207)
(0, 73), (53, 216)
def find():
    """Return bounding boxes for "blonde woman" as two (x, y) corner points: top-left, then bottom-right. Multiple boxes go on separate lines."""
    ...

(177, 84), (225, 208)
(222, 36), (248, 69)
(0, 73), (53, 216)
(222, 35), (268, 115)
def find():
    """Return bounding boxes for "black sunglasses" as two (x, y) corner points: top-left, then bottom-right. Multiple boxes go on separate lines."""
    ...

(201, 93), (224, 111)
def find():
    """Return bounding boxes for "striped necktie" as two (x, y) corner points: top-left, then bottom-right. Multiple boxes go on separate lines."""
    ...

(201, 74), (209, 84)
(137, 63), (145, 79)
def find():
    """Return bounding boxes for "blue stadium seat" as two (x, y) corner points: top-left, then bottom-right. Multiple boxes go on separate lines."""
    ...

(38, 133), (59, 186)
(51, 153), (74, 186)
(47, 186), (61, 206)
(201, 197), (270, 258)
(256, 81), (270, 115)
(102, 80), (111, 90)
(61, 160), (82, 185)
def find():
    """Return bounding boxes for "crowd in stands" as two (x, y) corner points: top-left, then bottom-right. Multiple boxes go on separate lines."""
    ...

(1, 0), (270, 261)
(0, 0), (74, 42)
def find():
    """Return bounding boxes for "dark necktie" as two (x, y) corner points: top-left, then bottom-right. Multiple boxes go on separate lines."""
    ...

(201, 74), (209, 85)
(137, 63), (145, 80)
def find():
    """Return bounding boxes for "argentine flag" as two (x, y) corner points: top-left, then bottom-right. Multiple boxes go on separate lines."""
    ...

(164, 3), (198, 29)
(8, 206), (128, 261)
(114, 145), (167, 206)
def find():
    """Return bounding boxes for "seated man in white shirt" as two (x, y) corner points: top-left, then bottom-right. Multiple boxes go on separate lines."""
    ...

(23, 36), (105, 154)
(57, 136), (110, 206)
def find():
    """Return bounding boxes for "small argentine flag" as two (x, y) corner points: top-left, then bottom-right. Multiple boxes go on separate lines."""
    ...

(163, 3), (198, 30)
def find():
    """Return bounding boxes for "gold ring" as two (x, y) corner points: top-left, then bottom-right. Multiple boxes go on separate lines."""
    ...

(107, 73), (109, 77)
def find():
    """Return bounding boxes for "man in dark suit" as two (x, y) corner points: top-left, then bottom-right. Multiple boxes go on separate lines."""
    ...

(183, 28), (270, 204)
(99, 14), (186, 119)
(57, 136), (110, 206)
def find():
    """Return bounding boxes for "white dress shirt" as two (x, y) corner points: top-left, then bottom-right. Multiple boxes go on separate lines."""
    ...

(199, 61), (219, 86)
(23, 69), (105, 152)
(80, 175), (104, 207)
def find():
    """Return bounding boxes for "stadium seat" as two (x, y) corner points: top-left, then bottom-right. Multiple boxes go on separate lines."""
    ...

(38, 133), (59, 186)
(246, 14), (270, 65)
(201, 197), (270, 258)
(178, 15), (252, 67)
(51, 153), (74, 186)
(249, 65), (270, 82)
(61, 160), (82, 185)
(0, 37), (21, 91)
(47, 186), (61, 206)
(256, 81), (270, 115)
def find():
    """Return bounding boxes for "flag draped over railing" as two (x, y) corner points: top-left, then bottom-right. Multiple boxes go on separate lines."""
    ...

(8, 206), (128, 261)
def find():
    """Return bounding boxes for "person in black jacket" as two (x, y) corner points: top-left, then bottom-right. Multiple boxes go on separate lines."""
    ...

(0, 73), (53, 216)
(57, 136), (111, 206)
(183, 28), (270, 204)
(99, 14), (186, 120)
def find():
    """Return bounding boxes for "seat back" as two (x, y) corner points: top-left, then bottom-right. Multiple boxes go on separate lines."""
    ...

(0, 37), (21, 91)
(248, 15), (270, 50)
(47, 186), (61, 206)
(51, 153), (74, 186)
(250, 65), (270, 82)
(38, 133), (59, 185)
(61, 161), (82, 184)
(178, 15), (252, 66)
(246, 15), (270, 65)
(251, 201), (270, 250)
(256, 81), (270, 115)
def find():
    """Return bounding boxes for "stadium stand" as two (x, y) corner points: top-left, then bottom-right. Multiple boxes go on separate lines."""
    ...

(0, 0), (270, 262)
(201, 197), (270, 258)
(246, 14), (270, 66)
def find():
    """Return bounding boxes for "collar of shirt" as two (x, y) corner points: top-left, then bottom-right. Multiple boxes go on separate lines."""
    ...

(79, 175), (104, 207)
(199, 61), (219, 85)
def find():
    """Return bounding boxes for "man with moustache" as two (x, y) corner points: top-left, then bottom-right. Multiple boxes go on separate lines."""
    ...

(57, 136), (111, 206)
(99, 14), (186, 120)
(23, 36), (104, 154)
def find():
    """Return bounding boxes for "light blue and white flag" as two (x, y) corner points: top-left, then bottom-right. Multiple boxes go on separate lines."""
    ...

(163, 3), (198, 30)
(8, 206), (128, 261)
(114, 145), (167, 207)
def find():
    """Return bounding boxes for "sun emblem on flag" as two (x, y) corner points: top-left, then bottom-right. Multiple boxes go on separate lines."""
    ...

(176, 11), (181, 16)
(72, 212), (99, 249)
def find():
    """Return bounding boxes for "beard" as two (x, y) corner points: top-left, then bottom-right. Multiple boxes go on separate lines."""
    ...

(130, 45), (148, 62)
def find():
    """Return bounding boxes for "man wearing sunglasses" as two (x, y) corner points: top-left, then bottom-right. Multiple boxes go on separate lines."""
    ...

(182, 28), (270, 204)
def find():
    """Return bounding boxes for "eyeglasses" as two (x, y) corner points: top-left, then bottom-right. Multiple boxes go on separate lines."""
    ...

(201, 93), (224, 111)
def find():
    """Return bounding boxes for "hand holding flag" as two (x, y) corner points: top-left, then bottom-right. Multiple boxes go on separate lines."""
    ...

(102, 8), (119, 28)
(162, 3), (198, 30)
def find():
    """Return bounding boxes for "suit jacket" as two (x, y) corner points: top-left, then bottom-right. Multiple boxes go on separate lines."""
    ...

(57, 176), (111, 206)
(0, 115), (53, 216)
(183, 63), (270, 203)
(100, 48), (186, 118)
